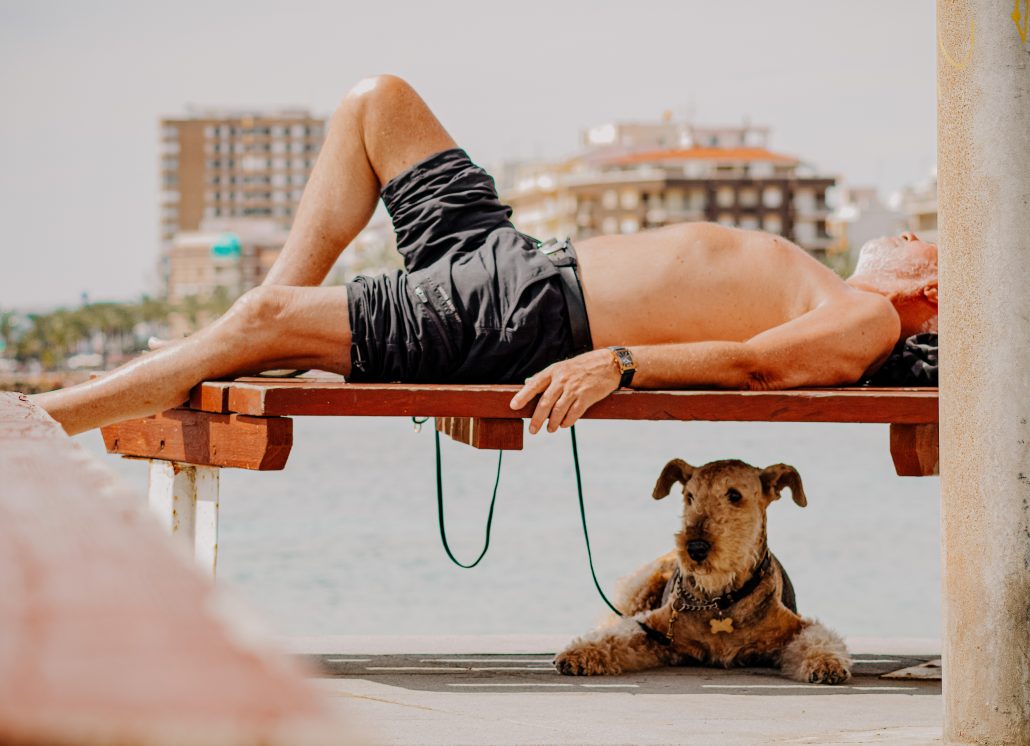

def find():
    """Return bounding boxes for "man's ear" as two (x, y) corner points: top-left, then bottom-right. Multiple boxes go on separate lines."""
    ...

(923, 280), (938, 305)
(760, 464), (807, 507)
(652, 459), (695, 500)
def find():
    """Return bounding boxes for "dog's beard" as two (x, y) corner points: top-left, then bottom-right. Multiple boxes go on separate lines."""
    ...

(677, 531), (766, 598)
(690, 569), (739, 598)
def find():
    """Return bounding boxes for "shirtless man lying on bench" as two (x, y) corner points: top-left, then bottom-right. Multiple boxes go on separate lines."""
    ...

(37, 75), (939, 437)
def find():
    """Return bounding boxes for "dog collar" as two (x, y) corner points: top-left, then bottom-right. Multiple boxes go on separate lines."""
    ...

(671, 551), (772, 613)
(636, 552), (773, 647)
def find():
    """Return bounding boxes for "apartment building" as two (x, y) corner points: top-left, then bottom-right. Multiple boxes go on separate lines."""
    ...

(166, 219), (288, 305)
(159, 108), (326, 288)
(828, 186), (906, 268)
(503, 119), (837, 259)
(893, 170), (938, 244)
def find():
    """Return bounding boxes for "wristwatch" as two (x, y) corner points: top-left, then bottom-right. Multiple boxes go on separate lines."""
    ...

(608, 346), (636, 388)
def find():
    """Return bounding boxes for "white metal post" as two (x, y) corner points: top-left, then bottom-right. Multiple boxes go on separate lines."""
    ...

(147, 460), (221, 577)
(938, 1), (1030, 743)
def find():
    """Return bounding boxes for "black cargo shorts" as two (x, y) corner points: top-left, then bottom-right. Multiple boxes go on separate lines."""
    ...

(345, 148), (588, 384)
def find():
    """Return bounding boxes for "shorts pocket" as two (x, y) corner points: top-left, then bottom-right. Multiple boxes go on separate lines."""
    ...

(412, 281), (461, 365)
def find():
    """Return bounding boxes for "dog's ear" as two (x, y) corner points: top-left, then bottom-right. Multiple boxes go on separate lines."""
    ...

(652, 459), (695, 500)
(760, 464), (807, 507)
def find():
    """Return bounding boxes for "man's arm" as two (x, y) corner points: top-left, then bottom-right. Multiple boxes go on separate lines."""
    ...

(509, 291), (899, 434)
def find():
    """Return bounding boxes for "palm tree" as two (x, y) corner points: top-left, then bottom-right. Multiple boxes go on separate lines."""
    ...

(0, 310), (16, 358)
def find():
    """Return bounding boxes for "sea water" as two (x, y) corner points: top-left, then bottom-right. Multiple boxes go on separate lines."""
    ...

(80, 418), (940, 639)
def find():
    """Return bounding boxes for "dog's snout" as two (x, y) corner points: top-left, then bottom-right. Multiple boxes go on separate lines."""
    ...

(687, 539), (711, 561)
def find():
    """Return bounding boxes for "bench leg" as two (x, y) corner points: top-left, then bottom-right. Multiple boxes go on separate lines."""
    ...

(147, 460), (221, 577)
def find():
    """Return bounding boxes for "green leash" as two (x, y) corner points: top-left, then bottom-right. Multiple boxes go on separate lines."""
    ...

(420, 417), (625, 617)
(426, 422), (502, 568)
(569, 426), (625, 618)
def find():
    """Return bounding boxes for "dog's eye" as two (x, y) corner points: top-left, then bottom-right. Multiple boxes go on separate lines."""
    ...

(726, 488), (743, 504)
(686, 491), (694, 504)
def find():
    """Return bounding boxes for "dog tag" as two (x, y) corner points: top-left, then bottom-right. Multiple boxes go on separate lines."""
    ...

(710, 617), (734, 634)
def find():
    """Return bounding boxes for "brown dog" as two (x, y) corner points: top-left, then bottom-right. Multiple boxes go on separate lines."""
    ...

(554, 458), (851, 684)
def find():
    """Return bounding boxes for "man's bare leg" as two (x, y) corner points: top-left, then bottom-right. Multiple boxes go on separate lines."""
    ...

(35, 76), (461, 433)
(35, 286), (350, 436)
(147, 75), (456, 355)
(264, 74), (458, 287)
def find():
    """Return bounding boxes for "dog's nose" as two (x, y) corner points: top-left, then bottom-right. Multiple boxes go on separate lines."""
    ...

(687, 540), (711, 561)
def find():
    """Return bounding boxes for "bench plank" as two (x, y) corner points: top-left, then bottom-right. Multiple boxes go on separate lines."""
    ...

(102, 408), (293, 470)
(0, 393), (341, 745)
(216, 380), (938, 424)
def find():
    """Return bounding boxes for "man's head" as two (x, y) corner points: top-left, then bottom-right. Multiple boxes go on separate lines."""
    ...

(847, 232), (938, 337)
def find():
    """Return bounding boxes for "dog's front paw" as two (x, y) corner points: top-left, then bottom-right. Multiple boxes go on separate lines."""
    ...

(801, 653), (851, 685)
(780, 620), (851, 685)
(553, 645), (621, 676)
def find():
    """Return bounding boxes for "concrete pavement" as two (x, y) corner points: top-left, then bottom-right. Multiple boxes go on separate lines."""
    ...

(290, 636), (942, 745)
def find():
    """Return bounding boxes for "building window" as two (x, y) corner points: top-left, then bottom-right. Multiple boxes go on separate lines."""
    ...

(715, 186), (735, 208)
(794, 189), (815, 212)
(762, 187), (783, 208)
(601, 216), (618, 234)
(619, 189), (639, 210)
(764, 213), (783, 234)
(620, 218), (640, 234)
(739, 188), (759, 207)
(602, 190), (618, 210)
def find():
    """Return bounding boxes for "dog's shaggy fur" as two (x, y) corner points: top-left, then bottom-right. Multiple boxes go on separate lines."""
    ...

(554, 459), (851, 684)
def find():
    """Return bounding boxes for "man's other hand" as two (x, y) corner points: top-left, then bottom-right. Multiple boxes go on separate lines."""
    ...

(509, 350), (620, 434)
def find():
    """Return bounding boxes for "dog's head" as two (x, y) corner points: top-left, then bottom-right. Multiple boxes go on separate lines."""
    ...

(652, 458), (806, 595)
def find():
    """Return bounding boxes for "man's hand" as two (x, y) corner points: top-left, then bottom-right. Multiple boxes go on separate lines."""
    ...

(509, 349), (620, 434)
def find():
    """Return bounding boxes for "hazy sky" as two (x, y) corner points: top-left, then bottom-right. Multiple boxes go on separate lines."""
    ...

(0, 0), (937, 310)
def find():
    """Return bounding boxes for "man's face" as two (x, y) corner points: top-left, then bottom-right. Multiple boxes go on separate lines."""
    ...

(853, 232), (938, 283)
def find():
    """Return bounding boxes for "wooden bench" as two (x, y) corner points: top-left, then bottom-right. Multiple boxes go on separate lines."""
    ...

(98, 379), (939, 574)
(0, 392), (344, 745)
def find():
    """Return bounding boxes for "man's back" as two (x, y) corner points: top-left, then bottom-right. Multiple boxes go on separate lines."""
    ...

(576, 222), (864, 349)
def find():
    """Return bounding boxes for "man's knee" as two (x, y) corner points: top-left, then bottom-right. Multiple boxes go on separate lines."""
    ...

(339, 74), (416, 121)
(221, 285), (289, 337)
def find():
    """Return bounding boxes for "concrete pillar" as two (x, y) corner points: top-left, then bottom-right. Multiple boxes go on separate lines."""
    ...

(937, 1), (1030, 743)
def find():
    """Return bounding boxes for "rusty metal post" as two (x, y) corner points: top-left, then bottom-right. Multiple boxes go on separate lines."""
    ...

(938, 1), (1030, 743)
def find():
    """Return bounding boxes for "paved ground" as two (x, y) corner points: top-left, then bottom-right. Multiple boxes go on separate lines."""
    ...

(290, 636), (943, 745)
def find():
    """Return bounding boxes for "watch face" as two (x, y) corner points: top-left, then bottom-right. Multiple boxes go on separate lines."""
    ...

(615, 348), (634, 369)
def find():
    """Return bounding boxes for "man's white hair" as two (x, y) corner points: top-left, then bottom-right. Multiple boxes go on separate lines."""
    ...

(851, 238), (937, 288)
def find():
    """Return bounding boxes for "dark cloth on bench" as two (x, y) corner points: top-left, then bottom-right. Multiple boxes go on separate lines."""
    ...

(346, 148), (583, 384)
(862, 332), (938, 387)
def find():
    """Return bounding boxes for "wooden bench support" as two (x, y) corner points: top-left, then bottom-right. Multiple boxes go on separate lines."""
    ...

(148, 460), (221, 575)
(101, 408), (293, 470)
(436, 416), (524, 450)
(889, 423), (940, 477)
